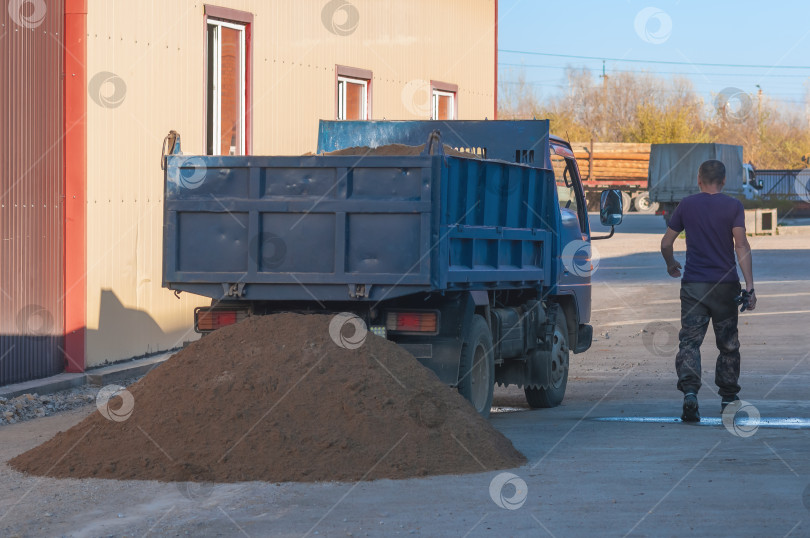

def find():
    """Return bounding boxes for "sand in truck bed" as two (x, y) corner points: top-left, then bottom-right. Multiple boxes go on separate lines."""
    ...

(321, 143), (482, 158)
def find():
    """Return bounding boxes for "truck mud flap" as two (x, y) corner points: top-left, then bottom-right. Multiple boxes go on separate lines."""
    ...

(396, 337), (463, 386)
(575, 324), (593, 353)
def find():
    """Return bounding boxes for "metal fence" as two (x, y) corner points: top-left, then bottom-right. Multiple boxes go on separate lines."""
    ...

(757, 169), (809, 201)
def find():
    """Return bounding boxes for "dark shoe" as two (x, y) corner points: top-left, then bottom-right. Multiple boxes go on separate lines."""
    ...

(681, 393), (700, 422)
(721, 395), (740, 412)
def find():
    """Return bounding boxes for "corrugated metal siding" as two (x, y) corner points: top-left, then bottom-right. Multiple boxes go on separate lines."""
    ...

(84, 0), (495, 366)
(758, 170), (805, 200)
(0, 0), (66, 384)
(247, 0), (497, 155)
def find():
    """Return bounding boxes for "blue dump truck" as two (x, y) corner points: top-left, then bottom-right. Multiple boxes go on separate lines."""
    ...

(162, 120), (623, 417)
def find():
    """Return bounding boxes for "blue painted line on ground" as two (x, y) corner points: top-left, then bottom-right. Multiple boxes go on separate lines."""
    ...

(594, 416), (810, 429)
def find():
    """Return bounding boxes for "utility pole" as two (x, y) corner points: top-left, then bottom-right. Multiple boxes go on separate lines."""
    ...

(600, 60), (609, 139)
(755, 85), (763, 163)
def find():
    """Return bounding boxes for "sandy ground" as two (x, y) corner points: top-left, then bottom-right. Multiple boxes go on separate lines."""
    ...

(1, 215), (808, 537)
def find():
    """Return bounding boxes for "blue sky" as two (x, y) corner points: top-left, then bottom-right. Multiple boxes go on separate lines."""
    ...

(498, 0), (810, 110)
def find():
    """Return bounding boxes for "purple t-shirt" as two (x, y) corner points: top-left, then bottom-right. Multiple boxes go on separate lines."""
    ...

(668, 193), (745, 283)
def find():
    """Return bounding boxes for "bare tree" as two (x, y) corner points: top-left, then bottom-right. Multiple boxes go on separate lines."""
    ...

(498, 67), (809, 168)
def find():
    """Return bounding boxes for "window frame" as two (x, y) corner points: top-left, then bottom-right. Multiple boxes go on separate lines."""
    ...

(204, 5), (253, 155)
(207, 19), (246, 155)
(336, 65), (372, 120)
(430, 80), (458, 120)
(550, 142), (589, 234)
(337, 76), (368, 120)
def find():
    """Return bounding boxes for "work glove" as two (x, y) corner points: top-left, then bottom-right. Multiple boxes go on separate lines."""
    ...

(735, 289), (756, 312)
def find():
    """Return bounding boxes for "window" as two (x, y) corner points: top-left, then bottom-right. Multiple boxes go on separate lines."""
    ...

(551, 153), (579, 215)
(336, 66), (372, 120)
(207, 19), (245, 155)
(432, 90), (454, 120)
(205, 6), (252, 155)
(431, 81), (457, 120)
(337, 77), (367, 120)
(551, 151), (588, 233)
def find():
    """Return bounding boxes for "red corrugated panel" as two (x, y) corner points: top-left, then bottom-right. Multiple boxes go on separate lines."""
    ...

(0, 0), (66, 385)
(63, 0), (85, 372)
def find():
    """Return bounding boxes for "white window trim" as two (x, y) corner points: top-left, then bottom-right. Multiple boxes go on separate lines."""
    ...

(208, 19), (246, 155)
(432, 89), (455, 120)
(337, 76), (368, 120)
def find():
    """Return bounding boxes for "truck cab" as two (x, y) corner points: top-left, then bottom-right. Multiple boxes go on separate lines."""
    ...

(742, 163), (763, 200)
(548, 137), (594, 349)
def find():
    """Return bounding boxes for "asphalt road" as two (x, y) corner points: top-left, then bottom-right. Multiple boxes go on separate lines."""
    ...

(1, 216), (808, 537)
(589, 212), (668, 235)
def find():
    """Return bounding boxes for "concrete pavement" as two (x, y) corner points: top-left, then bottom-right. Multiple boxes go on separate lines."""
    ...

(0, 218), (808, 537)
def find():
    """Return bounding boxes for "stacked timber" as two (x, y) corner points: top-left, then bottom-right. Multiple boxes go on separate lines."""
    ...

(571, 142), (651, 181)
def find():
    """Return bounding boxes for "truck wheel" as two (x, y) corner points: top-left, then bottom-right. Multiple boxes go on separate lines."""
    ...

(458, 315), (495, 418)
(632, 191), (659, 214)
(621, 192), (633, 214)
(524, 310), (569, 408)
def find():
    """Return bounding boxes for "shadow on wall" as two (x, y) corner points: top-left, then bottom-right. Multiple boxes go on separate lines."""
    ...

(86, 289), (198, 366)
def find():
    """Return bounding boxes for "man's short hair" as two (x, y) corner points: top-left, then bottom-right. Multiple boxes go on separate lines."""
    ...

(698, 160), (726, 185)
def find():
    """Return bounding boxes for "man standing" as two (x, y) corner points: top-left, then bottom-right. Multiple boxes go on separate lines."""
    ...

(660, 160), (756, 422)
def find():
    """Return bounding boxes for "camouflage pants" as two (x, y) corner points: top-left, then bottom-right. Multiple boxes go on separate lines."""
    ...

(676, 282), (742, 398)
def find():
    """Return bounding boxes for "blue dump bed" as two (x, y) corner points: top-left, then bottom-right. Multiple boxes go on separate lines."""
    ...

(163, 120), (558, 302)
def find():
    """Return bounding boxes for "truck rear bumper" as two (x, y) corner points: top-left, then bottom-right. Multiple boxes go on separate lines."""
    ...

(575, 324), (593, 353)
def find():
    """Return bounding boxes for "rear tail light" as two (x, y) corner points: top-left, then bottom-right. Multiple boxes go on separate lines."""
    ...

(195, 307), (250, 332)
(385, 311), (439, 334)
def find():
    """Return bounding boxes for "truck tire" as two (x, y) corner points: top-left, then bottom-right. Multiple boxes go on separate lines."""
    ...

(632, 191), (659, 214)
(458, 314), (495, 418)
(524, 309), (569, 408)
(621, 191), (633, 214)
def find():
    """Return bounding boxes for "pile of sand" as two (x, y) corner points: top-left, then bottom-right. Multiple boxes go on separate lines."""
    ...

(10, 313), (524, 483)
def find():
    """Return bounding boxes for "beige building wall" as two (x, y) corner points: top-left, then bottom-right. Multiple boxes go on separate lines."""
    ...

(84, 0), (496, 366)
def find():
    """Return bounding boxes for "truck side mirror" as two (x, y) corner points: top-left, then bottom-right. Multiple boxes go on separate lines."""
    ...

(599, 189), (623, 227)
